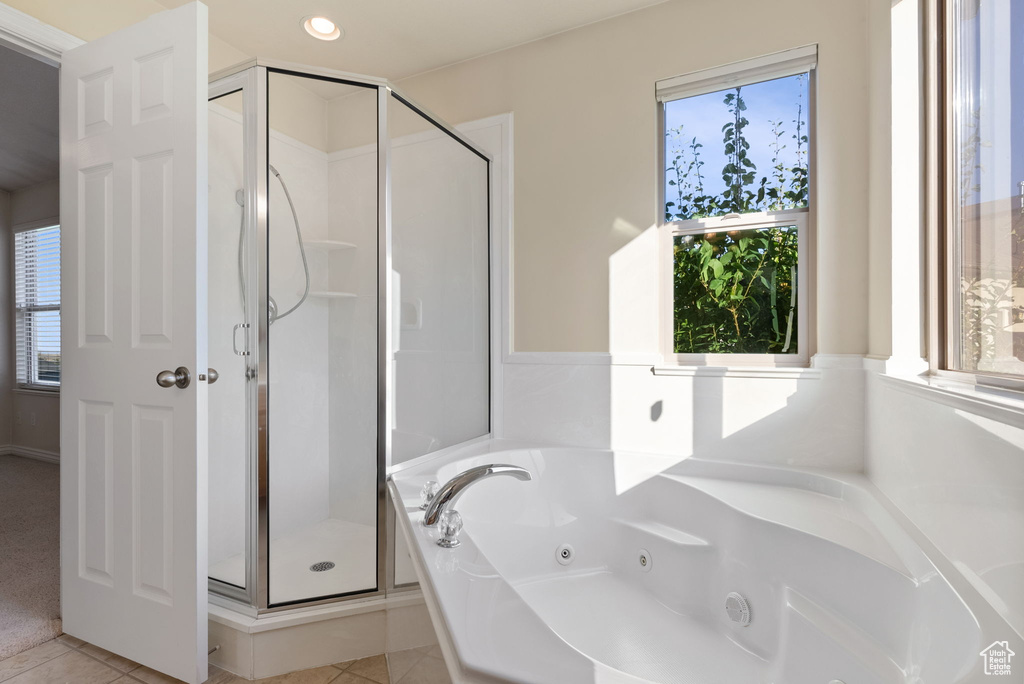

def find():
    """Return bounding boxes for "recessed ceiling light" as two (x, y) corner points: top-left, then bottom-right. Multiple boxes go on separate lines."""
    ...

(303, 16), (342, 41)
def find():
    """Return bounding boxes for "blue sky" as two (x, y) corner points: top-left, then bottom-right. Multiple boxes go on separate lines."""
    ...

(664, 74), (808, 215)
(958, 1), (1024, 205)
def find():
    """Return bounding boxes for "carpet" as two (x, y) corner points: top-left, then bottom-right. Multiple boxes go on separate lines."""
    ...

(0, 455), (61, 660)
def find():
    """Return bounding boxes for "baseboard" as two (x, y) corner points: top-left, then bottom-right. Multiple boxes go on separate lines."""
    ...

(0, 444), (60, 464)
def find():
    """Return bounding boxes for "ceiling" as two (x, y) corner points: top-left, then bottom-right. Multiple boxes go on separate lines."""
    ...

(0, 44), (58, 193)
(154, 0), (667, 82)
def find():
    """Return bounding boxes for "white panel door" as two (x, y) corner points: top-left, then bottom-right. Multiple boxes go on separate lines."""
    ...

(59, 3), (209, 682)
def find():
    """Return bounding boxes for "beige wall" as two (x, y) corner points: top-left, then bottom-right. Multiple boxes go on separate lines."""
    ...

(267, 74), (329, 152)
(867, 0), (894, 360)
(394, 0), (870, 352)
(7, 0), (872, 352)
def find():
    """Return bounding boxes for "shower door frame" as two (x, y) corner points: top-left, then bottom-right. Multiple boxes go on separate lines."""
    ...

(207, 58), (493, 615)
(207, 65), (261, 610)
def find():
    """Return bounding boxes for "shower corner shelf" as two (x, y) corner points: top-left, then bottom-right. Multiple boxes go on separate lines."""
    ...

(309, 290), (357, 299)
(304, 239), (356, 251)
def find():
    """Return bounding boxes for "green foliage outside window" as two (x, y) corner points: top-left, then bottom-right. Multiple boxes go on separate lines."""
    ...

(666, 76), (808, 354)
(673, 228), (798, 354)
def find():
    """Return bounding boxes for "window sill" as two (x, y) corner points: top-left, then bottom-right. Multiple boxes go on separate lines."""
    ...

(652, 365), (820, 379)
(876, 372), (1024, 430)
(12, 387), (60, 397)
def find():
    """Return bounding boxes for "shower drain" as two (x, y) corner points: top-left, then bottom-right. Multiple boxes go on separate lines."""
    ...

(309, 561), (336, 572)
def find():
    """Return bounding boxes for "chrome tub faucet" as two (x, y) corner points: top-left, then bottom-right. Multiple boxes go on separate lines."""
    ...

(422, 464), (532, 547)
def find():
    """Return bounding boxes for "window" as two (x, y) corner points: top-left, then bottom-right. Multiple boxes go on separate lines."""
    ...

(945, 0), (1024, 382)
(658, 47), (815, 365)
(15, 225), (61, 389)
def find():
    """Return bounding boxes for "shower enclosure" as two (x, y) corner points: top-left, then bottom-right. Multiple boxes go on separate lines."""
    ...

(206, 60), (491, 611)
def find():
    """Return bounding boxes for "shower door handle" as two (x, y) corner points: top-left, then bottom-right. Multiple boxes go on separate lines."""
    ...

(233, 323), (250, 356)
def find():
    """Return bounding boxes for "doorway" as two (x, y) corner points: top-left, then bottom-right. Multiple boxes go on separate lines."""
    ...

(0, 40), (61, 660)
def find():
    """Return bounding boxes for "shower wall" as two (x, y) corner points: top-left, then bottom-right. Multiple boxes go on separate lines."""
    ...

(266, 134), (331, 542)
(326, 144), (378, 527)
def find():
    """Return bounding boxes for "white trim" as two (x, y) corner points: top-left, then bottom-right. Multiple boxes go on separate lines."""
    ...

(652, 353), (860, 378)
(12, 216), (60, 233)
(866, 357), (1024, 430)
(12, 386), (60, 396)
(656, 44), (818, 103)
(863, 355), (930, 377)
(811, 353), (870, 370)
(652, 365), (821, 379)
(209, 591), (425, 633)
(0, 1), (82, 65)
(0, 444), (60, 463)
(875, 372), (1024, 431)
(503, 351), (661, 366)
(504, 351), (611, 366)
(449, 113), (512, 442)
(327, 142), (376, 162)
(502, 351), (852, 373)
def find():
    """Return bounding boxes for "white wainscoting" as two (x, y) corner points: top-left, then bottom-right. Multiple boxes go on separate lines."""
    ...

(865, 365), (1024, 640)
(499, 353), (865, 471)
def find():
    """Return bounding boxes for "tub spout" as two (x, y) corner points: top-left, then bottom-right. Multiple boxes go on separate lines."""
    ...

(423, 464), (532, 527)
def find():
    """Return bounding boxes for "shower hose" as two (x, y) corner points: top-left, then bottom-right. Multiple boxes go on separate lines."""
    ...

(235, 164), (311, 324)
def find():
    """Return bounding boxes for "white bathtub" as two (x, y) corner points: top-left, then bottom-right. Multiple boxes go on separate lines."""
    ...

(390, 440), (1006, 683)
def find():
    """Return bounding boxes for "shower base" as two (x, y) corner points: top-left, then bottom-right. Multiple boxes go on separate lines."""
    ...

(209, 518), (377, 604)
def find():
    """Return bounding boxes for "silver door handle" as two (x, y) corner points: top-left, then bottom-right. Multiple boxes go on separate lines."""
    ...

(233, 323), (250, 356)
(207, 368), (219, 384)
(156, 366), (191, 389)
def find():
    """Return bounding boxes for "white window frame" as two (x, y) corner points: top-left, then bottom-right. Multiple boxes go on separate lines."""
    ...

(14, 222), (61, 391)
(657, 46), (817, 368)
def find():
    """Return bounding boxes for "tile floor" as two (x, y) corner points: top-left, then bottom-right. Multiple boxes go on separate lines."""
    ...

(0, 636), (450, 684)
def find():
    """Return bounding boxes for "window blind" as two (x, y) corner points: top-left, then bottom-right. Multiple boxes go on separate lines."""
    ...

(15, 225), (61, 388)
(656, 45), (818, 103)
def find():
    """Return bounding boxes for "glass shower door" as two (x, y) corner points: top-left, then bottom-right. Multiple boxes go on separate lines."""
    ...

(265, 71), (380, 606)
(208, 86), (253, 593)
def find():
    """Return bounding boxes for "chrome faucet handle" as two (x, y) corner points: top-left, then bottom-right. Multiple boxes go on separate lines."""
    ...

(423, 464), (532, 526)
(419, 480), (439, 510)
(436, 509), (463, 549)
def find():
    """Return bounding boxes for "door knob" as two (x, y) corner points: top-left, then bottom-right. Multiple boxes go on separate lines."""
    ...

(156, 366), (191, 389)
(207, 368), (219, 384)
